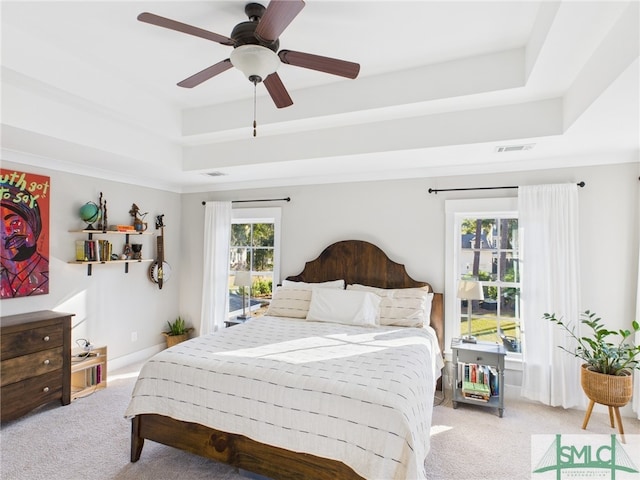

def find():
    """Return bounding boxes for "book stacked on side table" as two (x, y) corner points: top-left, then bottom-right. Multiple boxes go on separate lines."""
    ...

(462, 381), (491, 402)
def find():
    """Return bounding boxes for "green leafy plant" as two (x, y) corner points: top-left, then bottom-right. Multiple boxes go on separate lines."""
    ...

(165, 316), (191, 336)
(544, 310), (640, 375)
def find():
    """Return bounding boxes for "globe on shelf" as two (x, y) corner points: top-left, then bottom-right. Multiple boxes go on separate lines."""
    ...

(79, 202), (101, 230)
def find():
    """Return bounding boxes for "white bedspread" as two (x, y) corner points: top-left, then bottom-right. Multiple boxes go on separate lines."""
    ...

(125, 316), (443, 480)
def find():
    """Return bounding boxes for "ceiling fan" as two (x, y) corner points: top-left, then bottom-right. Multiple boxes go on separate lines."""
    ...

(137, 0), (360, 109)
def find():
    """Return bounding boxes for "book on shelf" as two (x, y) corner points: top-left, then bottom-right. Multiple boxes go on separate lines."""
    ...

(462, 384), (490, 402)
(82, 365), (103, 386)
(489, 366), (499, 396)
(75, 240), (86, 261)
(458, 361), (499, 397)
(462, 380), (490, 396)
(75, 239), (113, 262)
(98, 240), (112, 262)
(112, 224), (135, 232)
(463, 393), (490, 402)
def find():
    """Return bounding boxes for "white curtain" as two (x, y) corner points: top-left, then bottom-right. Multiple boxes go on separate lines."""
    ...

(634, 250), (640, 419)
(200, 201), (231, 335)
(633, 190), (640, 419)
(519, 184), (583, 408)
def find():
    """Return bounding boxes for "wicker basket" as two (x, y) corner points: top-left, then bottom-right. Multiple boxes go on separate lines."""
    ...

(580, 364), (632, 407)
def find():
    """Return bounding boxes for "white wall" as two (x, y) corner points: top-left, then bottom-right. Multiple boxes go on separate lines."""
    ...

(181, 161), (639, 343)
(3, 157), (638, 378)
(1, 159), (181, 365)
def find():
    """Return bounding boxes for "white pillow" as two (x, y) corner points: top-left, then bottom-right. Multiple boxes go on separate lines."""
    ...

(346, 284), (392, 297)
(281, 279), (345, 290)
(347, 284), (433, 327)
(265, 286), (312, 319)
(306, 288), (380, 326)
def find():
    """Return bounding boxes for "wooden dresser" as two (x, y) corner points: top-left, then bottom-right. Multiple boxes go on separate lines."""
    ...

(1, 310), (73, 422)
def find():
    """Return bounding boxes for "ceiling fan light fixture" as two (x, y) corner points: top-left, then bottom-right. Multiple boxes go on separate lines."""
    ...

(230, 44), (280, 83)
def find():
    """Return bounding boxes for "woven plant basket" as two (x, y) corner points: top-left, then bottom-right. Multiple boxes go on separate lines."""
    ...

(580, 364), (632, 407)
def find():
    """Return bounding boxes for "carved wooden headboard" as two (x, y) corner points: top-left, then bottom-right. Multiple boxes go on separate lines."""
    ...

(286, 240), (444, 356)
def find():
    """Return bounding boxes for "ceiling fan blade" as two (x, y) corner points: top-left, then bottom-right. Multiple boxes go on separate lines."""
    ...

(177, 59), (233, 88)
(264, 73), (293, 108)
(137, 12), (233, 46)
(278, 50), (360, 79)
(255, 0), (305, 43)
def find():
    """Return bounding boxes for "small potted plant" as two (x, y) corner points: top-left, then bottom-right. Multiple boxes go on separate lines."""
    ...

(162, 316), (193, 348)
(544, 310), (640, 409)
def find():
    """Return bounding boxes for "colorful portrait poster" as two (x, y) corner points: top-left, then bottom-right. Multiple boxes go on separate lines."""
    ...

(1, 168), (50, 299)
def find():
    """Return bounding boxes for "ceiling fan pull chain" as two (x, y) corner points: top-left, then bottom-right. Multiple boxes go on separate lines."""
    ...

(253, 79), (258, 137)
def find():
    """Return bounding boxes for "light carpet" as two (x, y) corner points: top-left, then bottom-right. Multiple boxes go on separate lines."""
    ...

(1, 363), (638, 480)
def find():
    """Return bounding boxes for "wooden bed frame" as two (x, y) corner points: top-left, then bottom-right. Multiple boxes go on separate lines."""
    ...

(131, 240), (444, 480)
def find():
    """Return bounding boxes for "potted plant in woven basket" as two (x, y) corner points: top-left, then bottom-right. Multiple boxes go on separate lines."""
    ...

(544, 310), (640, 432)
(163, 316), (194, 348)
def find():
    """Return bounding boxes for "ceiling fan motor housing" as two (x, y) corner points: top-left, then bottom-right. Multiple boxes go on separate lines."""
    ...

(231, 3), (279, 51)
(231, 21), (279, 51)
(230, 3), (280, 83)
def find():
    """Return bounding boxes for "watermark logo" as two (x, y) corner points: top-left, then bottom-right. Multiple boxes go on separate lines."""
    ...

(532, 434), (640, 479)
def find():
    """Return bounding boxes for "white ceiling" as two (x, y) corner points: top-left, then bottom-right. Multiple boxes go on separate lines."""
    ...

(1, 1), (638, 193)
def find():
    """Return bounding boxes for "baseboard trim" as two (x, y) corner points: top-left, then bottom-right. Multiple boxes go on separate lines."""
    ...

(108, 343), (164, 372)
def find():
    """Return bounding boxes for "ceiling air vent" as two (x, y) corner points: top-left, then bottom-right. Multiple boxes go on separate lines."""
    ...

(495, 144), (535, 153)
(203, 171), (227, 177)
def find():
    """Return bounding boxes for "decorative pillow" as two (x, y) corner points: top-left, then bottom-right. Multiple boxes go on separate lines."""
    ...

(281, 279), (345, 290)
(306, 288), (380, 326)
(346, 284), (433, 327)
(265, 287), (312, 319)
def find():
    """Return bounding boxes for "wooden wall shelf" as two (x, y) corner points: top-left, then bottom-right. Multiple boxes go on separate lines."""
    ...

(69, 230), (152, 235)
(69, 230), (152, 275)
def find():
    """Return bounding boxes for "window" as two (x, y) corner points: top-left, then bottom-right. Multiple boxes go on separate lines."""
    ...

(228, 208), (281, 319)
(445, 198), (521, 356)
(458, 216), (521, 352)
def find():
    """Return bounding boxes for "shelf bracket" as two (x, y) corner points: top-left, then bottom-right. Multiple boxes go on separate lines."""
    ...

(125, 233), (130, 273)
(87, 232), (93, 276)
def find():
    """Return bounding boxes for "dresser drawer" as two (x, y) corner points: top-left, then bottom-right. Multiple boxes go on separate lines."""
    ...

(1, 311), (73, 419)
(0, 346), (64, 387)
(1, 324), (64, 360)
(1, 370), (63, 421)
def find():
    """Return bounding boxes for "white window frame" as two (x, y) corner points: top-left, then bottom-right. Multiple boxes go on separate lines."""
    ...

(444, 197), (519, 356)
(231, 206), (282, 292)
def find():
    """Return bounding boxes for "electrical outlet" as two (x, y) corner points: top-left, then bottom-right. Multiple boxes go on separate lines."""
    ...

(131, 331), (138, 342)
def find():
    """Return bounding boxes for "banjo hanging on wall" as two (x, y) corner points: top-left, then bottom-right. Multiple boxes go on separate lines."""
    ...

(149, 214), (171, 289)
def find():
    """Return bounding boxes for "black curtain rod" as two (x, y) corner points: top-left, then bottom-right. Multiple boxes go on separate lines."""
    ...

(428, 182), (585, 194)
(202, 197), (291, 205)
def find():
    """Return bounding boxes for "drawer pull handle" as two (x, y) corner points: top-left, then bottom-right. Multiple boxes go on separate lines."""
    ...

(43, 386), (49, 393)
(43, 359), (50, 365)
(43, 336), (50, 342)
